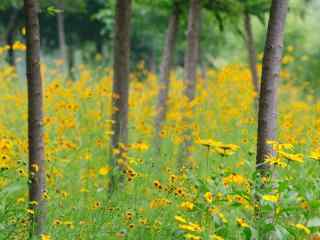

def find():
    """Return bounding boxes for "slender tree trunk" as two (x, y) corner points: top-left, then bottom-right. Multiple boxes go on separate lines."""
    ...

(6, 9), (19, 67)
(184, 0), (200, 101)
(256, 0), (289, 173)
(244, 11), (259, 94)
(57, 3), (68, 74)
(24, 0), (46, 236)
(155, 3), (180, 152)
(178, 0), (201, 167)
(109, 0), (132, 193)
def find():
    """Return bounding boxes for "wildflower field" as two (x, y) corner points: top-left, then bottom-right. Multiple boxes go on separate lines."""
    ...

(1, 55), (320, 240)
(2, 0), (320, 239)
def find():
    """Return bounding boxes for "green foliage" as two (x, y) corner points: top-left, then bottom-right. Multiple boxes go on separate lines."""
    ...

(46, 6), (62, 15)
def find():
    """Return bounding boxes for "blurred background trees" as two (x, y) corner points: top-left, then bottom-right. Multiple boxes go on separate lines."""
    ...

(0, 0), (319, 94)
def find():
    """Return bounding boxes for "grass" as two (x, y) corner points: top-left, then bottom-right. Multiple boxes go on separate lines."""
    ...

(0, 59), (320, 240)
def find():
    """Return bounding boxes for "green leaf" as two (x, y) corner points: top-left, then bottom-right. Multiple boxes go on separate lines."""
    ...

(47, 6), (62, 15)
(262, 223), (275, 233)
(243, 227), (252, 240)
(274, 225), (290, 240)
(278, 180), (289, 192)
(1, 184), (22, 195)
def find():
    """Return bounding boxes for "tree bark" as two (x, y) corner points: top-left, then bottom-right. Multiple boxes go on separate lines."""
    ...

(154, 3), (180, 152)
(24, 0), (46, 236)
(6, 9), (19, 67)
(184, 0), (200, 101)
(256, 0), (289, 173)
(244, 11), (259, 94)
(178, 0), (201, 167)
(109, 0), (132, 193)
(57, 3), (68, 74)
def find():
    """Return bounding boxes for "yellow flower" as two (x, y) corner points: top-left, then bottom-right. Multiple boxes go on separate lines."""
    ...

(216, 143), (239, 153)
(149, 198), (171, 208)
(265, 155), (288, 168)
(41, 234), (51, 240)
(26, 208), (34, 215)
(139, 218), (148, 225)
(175, 187), (186, 197)
(153, 180), (162, 189)
(92, 201), (101, 209)
(294, 223), (310, 235)
(210, 234), (224, 240)
(267, 140), (293, 151)
(98, 166), (111, 176)
(129, 142), (149, 151)
(43, 191), (50, 200)
(17, 168), (28, 177)
(179, 223), (202, 232)
(204, 192), (213, 203)
(53, 219), (62, 226)
(184, 233), (202, 240)
(125, 211), (134, 221)
(262, 194), (279, 203)
(12, 41), (26, 51)
(310, 149), (320, 161)
(279, 151), (304, 163)
(223, 173), (248, 187)
(31, 164), (39, 172)
(30, 201), (38, 206)
(170, 174), (178, 183)
(175, 215), (187, 224)
(180, 201), (194, 211)
(196, 138), (221, 148)
(236, 218), (250, 228)
(198, 139), (239, 157)
(128, 223), (135, 229)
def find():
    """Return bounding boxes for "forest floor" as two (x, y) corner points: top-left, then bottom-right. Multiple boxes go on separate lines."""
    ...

(1, 61), (320, 240)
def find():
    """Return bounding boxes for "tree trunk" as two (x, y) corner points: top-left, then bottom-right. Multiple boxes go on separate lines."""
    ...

(184, 0), (200, 101)
(6, 9), (19, 67)
(109, 0), (132, 193)
(244, 11), (259, 94)
(57, 3), (68, 74)
(178, 0), (201, 167)
(256, 0), (289, 173)
(154, 3), (180, 152)
(24, 0), (46, 236)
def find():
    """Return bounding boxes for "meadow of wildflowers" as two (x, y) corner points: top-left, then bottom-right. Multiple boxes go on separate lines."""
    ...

(1, 43), (320, 240)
